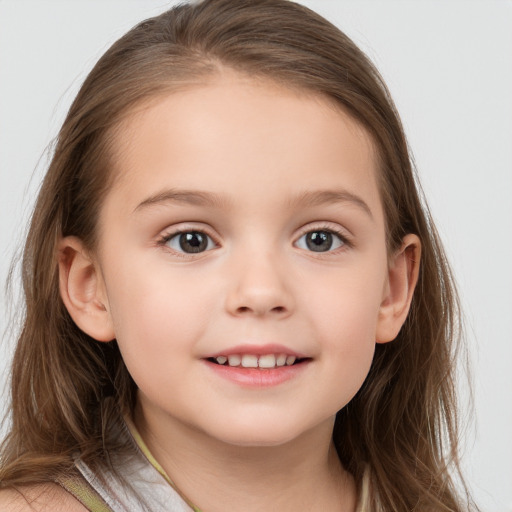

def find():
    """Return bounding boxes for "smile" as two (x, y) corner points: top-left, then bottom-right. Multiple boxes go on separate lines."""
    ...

(208, 354), (304, 369)
(204, 355), (310, 388)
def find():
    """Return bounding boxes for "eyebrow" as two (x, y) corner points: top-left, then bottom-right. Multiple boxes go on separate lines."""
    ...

(133, 189), (229, 212)
(133, 187), (373, 218)
(290, 189), (373, 218)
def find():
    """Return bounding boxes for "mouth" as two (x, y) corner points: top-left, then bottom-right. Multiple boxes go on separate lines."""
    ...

(203, 346), (311, 387)
(206, 354), (310, 369)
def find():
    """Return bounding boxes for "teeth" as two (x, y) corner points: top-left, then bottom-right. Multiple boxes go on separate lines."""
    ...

(215, 353), (300, 368)
(227, 355), (241, 367)
(276, 354), (287, 367)
(241, 354), (258, 368)
(258, 354), (276, 368)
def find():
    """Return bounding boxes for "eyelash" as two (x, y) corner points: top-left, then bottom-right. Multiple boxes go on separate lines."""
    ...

(295, 225), (353, 253)
(157, 228), (219, 258)
(156, 224), (353, 257)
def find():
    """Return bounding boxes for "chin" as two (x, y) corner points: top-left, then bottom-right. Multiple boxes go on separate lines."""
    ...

(206, 418), (321, 448)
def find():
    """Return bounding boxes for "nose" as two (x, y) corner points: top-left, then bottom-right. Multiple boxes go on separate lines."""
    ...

(224, 250), (294, 319)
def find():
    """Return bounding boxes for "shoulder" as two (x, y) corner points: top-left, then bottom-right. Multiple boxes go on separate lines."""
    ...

(0, 483), (89, 512)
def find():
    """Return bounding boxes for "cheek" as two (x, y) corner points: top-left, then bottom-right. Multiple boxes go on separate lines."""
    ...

(107, 287), (198, 402)
(305, 264), (387, 343)
(104, 268), (210, 364)
(300, 261), (386, 401)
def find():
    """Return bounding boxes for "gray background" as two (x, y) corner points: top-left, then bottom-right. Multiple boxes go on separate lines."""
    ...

(1, 1), (511, 510)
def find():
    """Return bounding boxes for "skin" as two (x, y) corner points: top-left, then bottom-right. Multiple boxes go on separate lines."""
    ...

(59, 70), (420, 511)
(0, 484), (88, 511)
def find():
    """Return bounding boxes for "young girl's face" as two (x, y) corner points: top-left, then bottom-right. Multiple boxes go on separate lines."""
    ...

(80, 71), (404, 447)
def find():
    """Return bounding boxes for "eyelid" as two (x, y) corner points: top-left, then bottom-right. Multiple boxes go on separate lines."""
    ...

(155, 221), (353, 257)
(293, 223), (353, 250)
(157, 223), (220, 257)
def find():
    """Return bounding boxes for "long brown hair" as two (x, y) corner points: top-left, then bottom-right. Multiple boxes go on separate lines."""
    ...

(1, 1), (473, 509)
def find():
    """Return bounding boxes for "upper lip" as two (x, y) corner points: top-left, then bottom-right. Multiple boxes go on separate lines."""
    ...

(204, 343), (308, 359)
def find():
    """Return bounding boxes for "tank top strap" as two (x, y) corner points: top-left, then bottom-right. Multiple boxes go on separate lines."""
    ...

(55, 471), (113, 512)
(63, 416), (197, 512)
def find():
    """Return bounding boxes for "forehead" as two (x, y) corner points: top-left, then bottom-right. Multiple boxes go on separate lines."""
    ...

(104, 72), (381, 218)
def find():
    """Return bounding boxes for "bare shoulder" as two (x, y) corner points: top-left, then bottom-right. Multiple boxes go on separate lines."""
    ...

(0, 483), (89, 512)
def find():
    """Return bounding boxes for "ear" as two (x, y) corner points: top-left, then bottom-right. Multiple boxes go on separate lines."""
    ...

(376, 234), (421, 344)
(58, 236), (115, 342)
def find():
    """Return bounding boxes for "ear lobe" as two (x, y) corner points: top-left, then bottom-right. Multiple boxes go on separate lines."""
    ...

(376, 234), (421, 344)
(58, 236), (115, 342)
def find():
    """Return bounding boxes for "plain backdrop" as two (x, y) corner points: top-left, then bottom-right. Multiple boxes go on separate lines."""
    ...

(1, 1), (511, 510)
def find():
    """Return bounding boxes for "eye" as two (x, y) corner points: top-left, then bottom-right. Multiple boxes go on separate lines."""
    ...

(295, 230), (346, 253)
(164, 231), (216, 254)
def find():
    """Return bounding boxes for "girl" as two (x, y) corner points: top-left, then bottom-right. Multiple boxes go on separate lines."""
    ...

(0, 0), (475, 510)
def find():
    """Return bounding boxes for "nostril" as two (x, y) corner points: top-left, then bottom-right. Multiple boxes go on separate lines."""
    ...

(235, 305), (287, 315)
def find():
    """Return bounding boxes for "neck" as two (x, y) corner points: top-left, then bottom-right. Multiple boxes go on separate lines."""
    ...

(134, 400), (357, 512)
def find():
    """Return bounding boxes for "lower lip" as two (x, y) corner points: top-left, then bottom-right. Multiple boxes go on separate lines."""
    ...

(203, 360), (310, 388)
